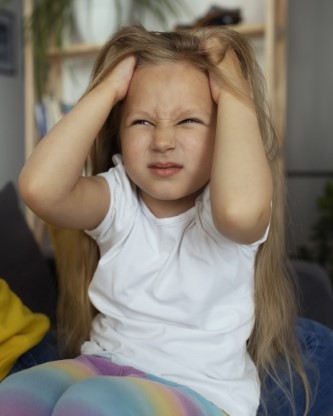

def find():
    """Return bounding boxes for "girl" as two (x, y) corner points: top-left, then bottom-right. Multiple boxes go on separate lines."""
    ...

(0, 26), (313, 415)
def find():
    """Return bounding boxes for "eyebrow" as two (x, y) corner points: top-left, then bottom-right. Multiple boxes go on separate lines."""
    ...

(123, 106), (213, 120)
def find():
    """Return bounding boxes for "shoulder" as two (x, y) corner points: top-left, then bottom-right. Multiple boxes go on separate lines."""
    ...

(99, 154), (132, 188)
(97, 154), (137, 207)
(85, 154), (138, 243)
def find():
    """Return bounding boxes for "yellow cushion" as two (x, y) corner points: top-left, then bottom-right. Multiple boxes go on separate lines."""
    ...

(0, 278), (50, 380)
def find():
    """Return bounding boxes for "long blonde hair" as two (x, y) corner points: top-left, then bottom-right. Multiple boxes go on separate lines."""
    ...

(52, 25), (310, 414)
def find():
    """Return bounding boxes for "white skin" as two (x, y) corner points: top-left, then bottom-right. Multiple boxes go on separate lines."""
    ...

(19, 47), (272, 244)
(120, 62), (216, 218)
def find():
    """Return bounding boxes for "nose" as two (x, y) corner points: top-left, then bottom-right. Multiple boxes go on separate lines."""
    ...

(151, 125), (176, 152)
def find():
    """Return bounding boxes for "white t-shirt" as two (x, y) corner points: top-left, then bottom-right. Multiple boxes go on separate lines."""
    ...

(82, 154), (268, 416)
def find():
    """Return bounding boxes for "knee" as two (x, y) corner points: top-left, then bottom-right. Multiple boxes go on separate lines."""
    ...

(53, 376), (148, 415)
(0, 369), (50, 416)
(0, 362), (78, 416)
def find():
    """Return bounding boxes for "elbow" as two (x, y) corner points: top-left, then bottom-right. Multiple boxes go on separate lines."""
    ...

(212, 202), (271, 245)
(18, 167), (49, 214)
(18, 167), (34, 206)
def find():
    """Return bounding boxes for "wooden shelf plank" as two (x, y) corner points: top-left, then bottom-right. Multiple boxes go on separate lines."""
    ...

(47, 23), (265, 58)
(229, 23), (265, 37)
(47, 43), (102, 58)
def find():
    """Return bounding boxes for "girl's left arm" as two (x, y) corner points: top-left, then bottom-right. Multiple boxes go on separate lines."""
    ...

(209, 49), (273, 244)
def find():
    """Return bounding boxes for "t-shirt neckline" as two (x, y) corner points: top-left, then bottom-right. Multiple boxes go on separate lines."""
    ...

(138, 195), (196, 225)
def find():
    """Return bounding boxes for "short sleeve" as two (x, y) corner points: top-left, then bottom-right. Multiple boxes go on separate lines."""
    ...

(85, 154), (138, 253)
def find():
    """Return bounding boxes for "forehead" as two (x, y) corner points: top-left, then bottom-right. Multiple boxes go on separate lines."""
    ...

(130, 61), (208, 90)
(122, 61), (212, 114)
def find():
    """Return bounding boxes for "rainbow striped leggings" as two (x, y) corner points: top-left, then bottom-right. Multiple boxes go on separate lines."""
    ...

(0, 355), (227, 416)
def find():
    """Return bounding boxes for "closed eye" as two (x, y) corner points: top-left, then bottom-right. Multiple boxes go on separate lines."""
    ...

(131, 119), (153, 126)
(179, 118), (203, 125)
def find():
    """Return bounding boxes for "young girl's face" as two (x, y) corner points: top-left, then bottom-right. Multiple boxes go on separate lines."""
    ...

(120, 61), (216, 218)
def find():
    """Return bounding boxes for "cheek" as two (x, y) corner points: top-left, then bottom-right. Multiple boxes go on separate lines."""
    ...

(121, 145), (137, 175)
(120, 131), (136, 158)
(120, 135), (148, 180)
(119, 136), (133, 171)
(121, 149), (139, 186)
(191, 134), (215, 179)
(190, 131), (215, 160)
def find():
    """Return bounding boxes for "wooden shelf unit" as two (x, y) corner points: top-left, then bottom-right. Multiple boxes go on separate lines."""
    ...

(23, 0), (287, 242)
(46, 23), (266, 58)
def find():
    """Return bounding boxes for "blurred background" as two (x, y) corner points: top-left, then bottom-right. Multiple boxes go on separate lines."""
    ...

(0, 0), (332, 285)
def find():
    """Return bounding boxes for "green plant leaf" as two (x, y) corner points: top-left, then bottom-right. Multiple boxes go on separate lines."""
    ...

(299, 180), (333, 286)
(0, 0), (10, 7)
(25, 0), (189, 99)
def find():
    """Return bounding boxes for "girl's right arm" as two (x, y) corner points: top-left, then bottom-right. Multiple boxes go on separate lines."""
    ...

(19, 56), (136, 230)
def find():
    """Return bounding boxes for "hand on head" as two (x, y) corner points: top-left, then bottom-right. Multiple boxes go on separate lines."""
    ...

(204, 37), (247, 103)
(101, 55), (137, 103)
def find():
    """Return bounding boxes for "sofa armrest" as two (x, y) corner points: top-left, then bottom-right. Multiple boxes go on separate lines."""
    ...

(0, 182), (57, 324)
(291, 260), (333, 329)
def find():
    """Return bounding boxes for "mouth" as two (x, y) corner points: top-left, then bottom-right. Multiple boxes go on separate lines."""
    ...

(148, 162), (183, 177)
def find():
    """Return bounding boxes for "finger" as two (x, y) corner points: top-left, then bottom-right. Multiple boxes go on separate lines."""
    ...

(203, 37), (228, 66)
(104, 55), (136, 102)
